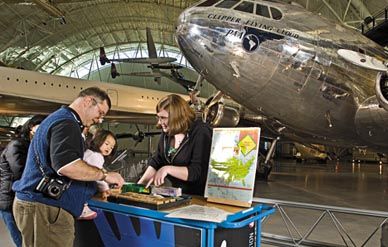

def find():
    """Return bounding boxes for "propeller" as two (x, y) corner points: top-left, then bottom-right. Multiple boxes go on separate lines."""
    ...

(202, 90), (224, 123)
(99, 47), (110, 65)
(111, 63), (120, 78)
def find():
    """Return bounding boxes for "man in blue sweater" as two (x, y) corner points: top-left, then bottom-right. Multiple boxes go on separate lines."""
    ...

(13, 87), (124, 247)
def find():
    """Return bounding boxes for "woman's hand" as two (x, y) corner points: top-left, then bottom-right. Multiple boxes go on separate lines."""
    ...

(138, 166), (156, 186)
(152, 166), (171, 187)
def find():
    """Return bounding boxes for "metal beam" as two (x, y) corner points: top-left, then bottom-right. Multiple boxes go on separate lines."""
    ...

(349, 0), (372, 19)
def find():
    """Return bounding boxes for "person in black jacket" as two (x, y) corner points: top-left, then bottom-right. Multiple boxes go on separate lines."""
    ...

(0, 115), (45, 247)
(138, 94), (212, 195)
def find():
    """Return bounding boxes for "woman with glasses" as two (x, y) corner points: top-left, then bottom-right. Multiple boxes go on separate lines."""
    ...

(138, 94), (212, 195)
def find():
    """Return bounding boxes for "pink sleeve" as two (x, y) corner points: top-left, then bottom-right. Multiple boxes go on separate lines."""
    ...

(83, 150), (105, 169)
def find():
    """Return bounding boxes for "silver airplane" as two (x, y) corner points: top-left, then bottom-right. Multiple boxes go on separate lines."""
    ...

(176, 0), (388, 155)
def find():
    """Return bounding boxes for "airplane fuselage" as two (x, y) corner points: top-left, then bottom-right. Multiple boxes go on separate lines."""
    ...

(176, 0), (388, 153)
(0, 66), (189, 124)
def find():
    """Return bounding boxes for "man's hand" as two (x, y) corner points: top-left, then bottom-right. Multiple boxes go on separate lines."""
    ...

(104, 172), (124, 189)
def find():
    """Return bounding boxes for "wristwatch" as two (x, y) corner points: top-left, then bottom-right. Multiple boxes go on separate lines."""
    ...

(100, 168), (108, 181)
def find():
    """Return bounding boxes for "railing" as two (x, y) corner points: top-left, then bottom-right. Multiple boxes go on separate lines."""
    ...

(254, 197), (388, 246)
(361, 7), (388, 34)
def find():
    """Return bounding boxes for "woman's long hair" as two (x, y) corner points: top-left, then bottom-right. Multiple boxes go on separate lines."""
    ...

(19, 115), (46, 141)
(156, 94), (195, 135)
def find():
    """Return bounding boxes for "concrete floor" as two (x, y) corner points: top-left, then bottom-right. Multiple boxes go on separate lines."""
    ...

(255, 159), (387, 211)
(0, 219), (13, 247)
(255, 159), (388, 247)
(1, 159), (387, 246)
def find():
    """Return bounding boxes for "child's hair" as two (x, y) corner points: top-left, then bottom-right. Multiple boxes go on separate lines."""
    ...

(89, 129), (117, 160)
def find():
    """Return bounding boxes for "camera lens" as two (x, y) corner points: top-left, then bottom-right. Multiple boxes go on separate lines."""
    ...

(48, 185), (60, 197)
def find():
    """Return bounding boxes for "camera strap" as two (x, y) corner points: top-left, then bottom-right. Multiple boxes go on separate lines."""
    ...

(33, 145), (49, 178)
(33, 145), (72, 188)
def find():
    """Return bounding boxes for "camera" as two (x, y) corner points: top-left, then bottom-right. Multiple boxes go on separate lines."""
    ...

(35, 176), (70, 200)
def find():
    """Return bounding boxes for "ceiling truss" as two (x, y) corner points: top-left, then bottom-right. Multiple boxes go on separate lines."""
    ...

(0, 0), (386, 73)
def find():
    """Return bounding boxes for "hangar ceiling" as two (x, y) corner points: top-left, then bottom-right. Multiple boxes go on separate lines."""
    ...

(0, 0), (387, 75)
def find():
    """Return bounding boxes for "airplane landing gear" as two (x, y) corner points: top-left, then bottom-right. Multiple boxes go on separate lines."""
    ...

(256, 137), (279, 181)
(256, 155), (273, 181)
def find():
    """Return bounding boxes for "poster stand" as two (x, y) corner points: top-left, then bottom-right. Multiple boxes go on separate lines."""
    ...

(205, 127), (261, 208)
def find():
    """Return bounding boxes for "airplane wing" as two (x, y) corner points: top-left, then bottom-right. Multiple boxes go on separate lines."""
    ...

(116, 71), (161, 77)
(110, 63), (162, 84)
(108, 57), (176, 64)
(158, 70), (196, 91)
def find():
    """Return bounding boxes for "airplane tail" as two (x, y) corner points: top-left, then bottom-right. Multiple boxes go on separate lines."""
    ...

(146, 27), (157, 59)
(99, 47), (110, 65)
(111, 63), (120, 79)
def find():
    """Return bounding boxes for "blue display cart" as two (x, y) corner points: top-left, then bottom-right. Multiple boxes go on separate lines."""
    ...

(74, 197), (274, 247)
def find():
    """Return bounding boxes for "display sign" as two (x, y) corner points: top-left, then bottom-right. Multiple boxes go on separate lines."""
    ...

(205, 127), (261, 207)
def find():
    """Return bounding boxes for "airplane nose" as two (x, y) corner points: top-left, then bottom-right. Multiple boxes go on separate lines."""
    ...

(175, 6), (272, 98)
(175, 7), (207, 74)
(176, 9), (189, 40)
(177, 8), (187, 25)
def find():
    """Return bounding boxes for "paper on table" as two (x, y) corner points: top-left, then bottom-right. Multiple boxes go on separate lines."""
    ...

(165, 205), (230, 223)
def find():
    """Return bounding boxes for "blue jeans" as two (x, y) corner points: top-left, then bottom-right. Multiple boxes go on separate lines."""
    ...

(0, 209), (22, 247)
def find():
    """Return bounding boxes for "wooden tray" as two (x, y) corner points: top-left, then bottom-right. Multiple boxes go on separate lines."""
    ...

(108, 191), (191, 210)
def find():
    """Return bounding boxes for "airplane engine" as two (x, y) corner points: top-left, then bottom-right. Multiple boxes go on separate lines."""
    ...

(355, 95), (388, 146)
(375, 71), (388, 111)
(203, 97), (240, 127)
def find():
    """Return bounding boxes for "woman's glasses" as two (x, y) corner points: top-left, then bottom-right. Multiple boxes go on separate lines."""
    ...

(156, 115), (168, 123)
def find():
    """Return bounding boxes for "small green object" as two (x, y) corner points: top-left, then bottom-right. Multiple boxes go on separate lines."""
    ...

(121, 183), (150, 194)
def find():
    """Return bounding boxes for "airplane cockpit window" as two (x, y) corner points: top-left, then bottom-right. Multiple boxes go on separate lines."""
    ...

(256, 4), (271, 18)
(197, 0), (220, 7)
(270, 7), (283, 20)
(215, 0), (239, 9)
(234, 1), (254, 13)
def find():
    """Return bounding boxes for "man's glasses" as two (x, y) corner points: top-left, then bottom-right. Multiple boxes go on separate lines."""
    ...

(91, 97), (107, 120)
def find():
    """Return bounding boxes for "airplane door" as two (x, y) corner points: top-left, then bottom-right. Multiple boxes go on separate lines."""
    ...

(107, 89), (118, 106)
